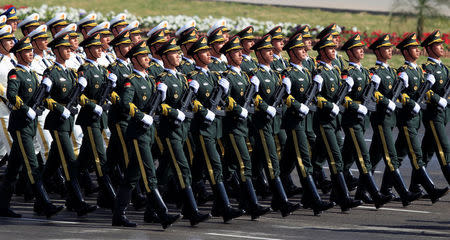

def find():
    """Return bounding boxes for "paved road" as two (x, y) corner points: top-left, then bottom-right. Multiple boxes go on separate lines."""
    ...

(0, 124), (449, 240)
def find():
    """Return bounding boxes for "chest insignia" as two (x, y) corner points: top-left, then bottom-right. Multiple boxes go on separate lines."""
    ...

(172, 84), (178, 87)
(386, 76), (391, 79)
(94, 74), (99, 78)
(264, 79), (270, 83)
(62, 87), (67, 92)
(95, 84), (100, 89)
(237, 82), (243, 85)
(28, 88), (33, 92)
(266, 88), (271, 94)
(141, 86), (146, 89)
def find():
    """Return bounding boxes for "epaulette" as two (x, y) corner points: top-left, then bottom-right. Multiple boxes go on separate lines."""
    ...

(189, 71), (198, 76)
(156, 71), (168, 79)
(334, 65), (341, 75)
(110, 61), (118, 67)
(285, 66), (294, 72)
(15, 67), (25, 72)
(346, 65), (356, 71)
(212, 71), (221, 78)
(372, 65), (380, 71)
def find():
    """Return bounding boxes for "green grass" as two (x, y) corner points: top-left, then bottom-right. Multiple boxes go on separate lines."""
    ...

(15, 0), (450, 34)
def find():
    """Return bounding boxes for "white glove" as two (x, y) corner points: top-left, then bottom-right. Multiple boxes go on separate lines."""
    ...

(426, 74), (436, 86)
(299, 103), (309, 115)
(438, 97), (447, 109)
(157, 82), (168, 101)
(266, 106), (276, 118)
(108, 72), (118, 88)
(42, 77), (53, 92)
(371, 74), (381, 89)
(250, 76), (260, 92)
(27, 108), (36, 120)
(330, 103), (339, 117)
(189, 80), (200, 93)
(357, 104), (368, 115)
(141, 114), (153, 127)
(387, 100), (396, 112)
(94, 104), (103, 116)
(345, 76), (354, 91)
(205, 109), (215, 122)
(239, 108), (248, 119)
(412, 102), (421, 114)
(282, 77), (292, 94)
(176, 109), (185, 122)
(61, 107), (71, 119)
(78, 77), (88, 90)
(313, 75), (324, 91)
(218, 78), (230, 94)
(399, 72), (409, 88)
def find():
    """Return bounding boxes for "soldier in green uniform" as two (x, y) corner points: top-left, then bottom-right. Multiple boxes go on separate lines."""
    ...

(176, 20), (198, 75)
(394, 33), (448, 203)
(269, 26), (288, 73)
(76, 33), (117, 209)
(219, 35), (271, 219)
(155, 38), (211, 226)
(236, 26), (258, 75)
(43, 34), (97, 216)
(420, 30), (450, 184)
(316, 23), (345, 72)
(368, 34), (422, 206)
(112, 40), (180, 228)
(0, 37), (63, 218)
(291, 25), (317, 73)
(146, 28), (167, 77)
(187, 36), (244, 222)
(312, 33), (362, 212)
(339, 34), (392, 208)
(279, 33), (334, 215)
(207, 27), (227, 73)
(250, 34), (300, 217)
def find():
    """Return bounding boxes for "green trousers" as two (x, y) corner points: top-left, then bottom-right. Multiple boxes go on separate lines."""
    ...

(342, 122), (373, 174)
(223, 133), (253, 182)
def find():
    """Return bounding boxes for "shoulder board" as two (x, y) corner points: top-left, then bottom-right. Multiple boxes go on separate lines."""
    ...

(425, 61), (435, 66)
(15, 67), (25, 72)
(189, 71), (198, 76)
(372, 65), (380, 71)
(334, 66), (341, 75)
(110, 61), (118, 67)
(285, 66), (294, 72)
(212, 71), (221, 77)
(346, 65), (356, 71)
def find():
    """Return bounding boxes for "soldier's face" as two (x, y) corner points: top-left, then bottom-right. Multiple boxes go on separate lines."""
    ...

(89, 45), (103, 59)
(272, 39), (284, 53)
(378, 46), (392, 60)
(100, 34), (111, 48)
(429, 43), (444, 58)
(58, 46), (72, 61)
(118, 43), (132, 57)
(6, 19), (18, 32)
(292, 47), (307, 61)
(303, 38), (312, 50)
(213, 42), (225, 54)
(323, 46), (336, 60)
(34, 38), (48, 51)
(259, 48), (273, 63)
(20, 49), (34, 64)
(241, 39), (254, 52)
(136, 54), (150, 68)
(166, 51), (181, 67)
(407, 46), (420, 60)
(227, 49), (243, 66)
(130, 33), (142, 44)
(350, 46), (364, 60)
(69, 37), (79, 49)
(112, 25), (126, 37)
(197, 49), (211, 65)
(1, 38), (15, 52)
(223, 32), (230, 42)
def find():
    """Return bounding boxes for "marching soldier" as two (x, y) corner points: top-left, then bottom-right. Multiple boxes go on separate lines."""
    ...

(312, 33), (362, 212)
(207, 27), (227, 73)
(291, 25), (316, 73)
(47, 12), (69, 38)
(279, 33), (335, 215)
(18, 13), (40, 37)
(236, 26), (258, 75)
(146, 27), (167, 77)
(87, 22), (115, 67)
(207, 19), (231, 64)
(175, 20), (198, 75)
(316, 23), (345, 72)
(394, 33), (448, 203)
(368, 34), (422, 206)
(123, 21), (143, 45)
(0, 37), (63, 218)
(220, 35), (272, 219)
(249, 33), (300, 217)
(339, 34), (392, 208)
(420, 30), (450, 184)
(75, 33), (117, 209)
(109, 13), (128, 37)
(112, 40), (180, 228)
(0, 7), (18, 43)
(187, 36), (244, 222)
(77, 13), (98, 39)
(269, 26), (288, 73)
(43, 33), (97, 216)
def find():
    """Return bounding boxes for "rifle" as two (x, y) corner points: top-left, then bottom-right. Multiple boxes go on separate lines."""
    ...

(174, 85), (195, 126)
(239, 83), (256, 120)
(92, 75), (115, 121)
(386, 78), (405, 113)
(204, 83), (226, 125)
(356, 79), (377, 120)
(439, 76), (450, 110)
(413, 71), (434, 114)
(142, 89), (163, 128)
(297, 80), (319, 120)
(61, 79), (85, 121)
(28, 82), (50, 121)
(0, 96), (13, 111)
(266, 83), (285, 120)
(333, 80), (351, 116)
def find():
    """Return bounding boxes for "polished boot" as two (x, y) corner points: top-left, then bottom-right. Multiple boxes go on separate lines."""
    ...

(97, 175), (117, 210)
(212, 182), (244, 223)
(192, 180), (213, 205)
(253, 167), (271, 198)
(182, 186), (211, 226)
(0, 154), (8, 167)
(301, 175), (334, 216)
(131, 184), (147, 210)
(355, 184), (374, 204)
(313, 168), (332, 194)
(147, 189), (180, 229)
(332, 173), (362, 212)
(270, 177), (300, 217)
(409, 170), (425, 198)
(0, 181), (21, 218)
(344, 170), (358, 192)
(380, 169), (400, 201)
(390, 169), (422, 207)
(240, 180), (271, 220)
(80, 169), (99, 196)
(224, 171), (241, 200)
(360, 172), (392, 209)
(112, 186), (137, 227)
(414, 167), (449, 204)
(281, 174), (302, 198)
(65, 179), (97, 216)
(32, 180), (64, 218)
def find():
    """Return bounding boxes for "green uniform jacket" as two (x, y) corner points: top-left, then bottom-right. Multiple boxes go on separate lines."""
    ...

(107, 59), (132, 126)
(76, 61), (108, 129)
(396, 63), (425, 127)
(332, 54), (346, 72)
(302, 56), (317, 73)
(369, 63), (397, 127)
(422, 59), (450, 121)
(271, 55), (288, 73)
(177, 57), (196, 75)
(147, 60), (164, 79)
(222, 67), (247, 136)
(43, 64), (78, 132)
(7, 66), (39, 133)
(241, 55), (258, 75)
(208, 57), (227, 74)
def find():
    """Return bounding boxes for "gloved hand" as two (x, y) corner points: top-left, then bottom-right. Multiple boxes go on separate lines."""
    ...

(27, 108), (36, 120)
(176, 109), (185, 122)
(371, 74), (381, 89)
(218, 78), (230, 94)
(266, 105), (276, 118)
(282, 77), (292, 94)
(426, 74), (436, 85)
(438, 97), (447, 109)
(205, 109), (215, 122)
(94, 104), (103, 116)
(299, 103), (309, 115)
(189, 80), (200, 93)
(330, 103), (339, 117)
(42, 77), (53, 92)
(313, 74), (323, 91)
(387, 100), (396, 112)
(357, 104), (368, 115)
(141, 114), (153, 127)
(157, 82), (168, 101)
(345, 76), (354, 91)
(250, 76), (260, 92)
(412, 102), (421, 114)
(399, 72), (409, 88)
(239, 108), (248, 119)
(61, 107), (71, 119)
(108, 72), (117, 88)
(78, 77), (88, 90)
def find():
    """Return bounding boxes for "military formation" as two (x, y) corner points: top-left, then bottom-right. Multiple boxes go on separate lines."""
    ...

(0, 6), (449, 230)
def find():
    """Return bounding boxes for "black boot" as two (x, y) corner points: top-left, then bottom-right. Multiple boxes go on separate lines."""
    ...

(192, 180), (213, 205)
(254, 168), (271, 198)
(333, 173), (362, 212)
(414, 167), (449, 204)
(344, 170), (358, 192)
(270, 177), (300, 217)
(361, 172), (392, 209)
(281, 174), (302, 198)
(32, 180), (64, 218)
(213, 182), (244, 223)
(112, 186), (137, 227)
(148, 189), (180, 229)
(53, 168), (68, 198)
(0, 154), (8, 167)
(241, 180), (270, 220)
(390, 169), (422, 206)
(65, 179), (97, 216)
(355, 184), (374, 204)
(131, 184), (147, 210)
(313, 168), (332, 194)
(224, 171), (241, 200)
(182, 186), (211, 226)
(80, 169), (99, 196)
(409, 170), (425, 198)
(441, 165), (450, 185)
(97, 175), (117, 210)
(302, 175), (334, 216)
(380, 169), (400, 201)
(144, 203), (160, 223)
(0, 181), (21, 218)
